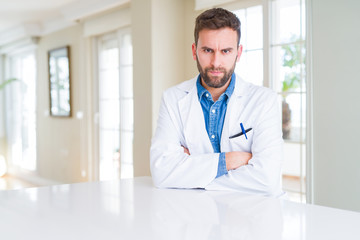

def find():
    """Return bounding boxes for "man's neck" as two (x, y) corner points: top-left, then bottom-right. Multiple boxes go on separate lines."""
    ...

(201, 77), (231, 102)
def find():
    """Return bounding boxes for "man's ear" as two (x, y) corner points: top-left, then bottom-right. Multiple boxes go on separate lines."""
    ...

(192, 43), (197, 61)
(236, 44), (243, 62)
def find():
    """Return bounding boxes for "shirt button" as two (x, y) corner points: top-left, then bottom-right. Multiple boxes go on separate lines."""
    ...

(212, 109), (216, 114)
(206, 93), (209, 97)
(211, 135), (215, 139)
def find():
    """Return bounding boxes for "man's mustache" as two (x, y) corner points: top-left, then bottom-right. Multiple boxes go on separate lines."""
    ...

(205, 68), (226, 72)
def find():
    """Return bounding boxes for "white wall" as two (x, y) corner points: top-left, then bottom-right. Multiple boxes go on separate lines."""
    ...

(151, 0), (186, 132)
(37, 25), (88, 183)
(311, 0), (360, 212)
(131, 0), (153, 177)
(132, 0), (189, 176)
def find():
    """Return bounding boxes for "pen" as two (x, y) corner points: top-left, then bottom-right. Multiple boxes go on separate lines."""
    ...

(229, 127), (252, 139)
(240, 123), (247, 139)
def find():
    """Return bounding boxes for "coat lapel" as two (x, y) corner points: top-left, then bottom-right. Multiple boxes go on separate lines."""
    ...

(178, 83), (213, 154)
(221, 76), (249, 152)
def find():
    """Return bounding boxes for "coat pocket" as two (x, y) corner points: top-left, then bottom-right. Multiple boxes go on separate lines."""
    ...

(228, 129), (253, 152)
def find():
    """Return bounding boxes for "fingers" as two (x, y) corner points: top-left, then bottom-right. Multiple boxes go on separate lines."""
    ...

(182, 146), (190, 155)
(225, 151), (252, 170)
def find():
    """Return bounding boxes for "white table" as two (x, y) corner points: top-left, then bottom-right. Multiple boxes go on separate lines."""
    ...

(0, 177), (359, 239)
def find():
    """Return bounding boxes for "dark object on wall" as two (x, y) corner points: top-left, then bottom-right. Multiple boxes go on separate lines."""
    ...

(48, 46), (72, 117)
(282, 100), (291, 139)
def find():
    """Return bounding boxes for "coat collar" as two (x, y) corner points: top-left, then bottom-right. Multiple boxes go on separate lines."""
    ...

(176, 74), (251, 154)
(233, 74), (249, 97)
(177, 74), (249, 97)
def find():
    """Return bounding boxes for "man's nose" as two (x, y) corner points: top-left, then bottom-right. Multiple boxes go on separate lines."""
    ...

(211, 51), (221, 68)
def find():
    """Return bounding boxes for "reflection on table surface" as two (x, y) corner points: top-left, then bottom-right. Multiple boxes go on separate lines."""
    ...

(0, 177), (359, 240)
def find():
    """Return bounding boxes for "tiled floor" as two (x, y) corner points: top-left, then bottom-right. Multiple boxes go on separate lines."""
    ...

(0, 174), (37, 191)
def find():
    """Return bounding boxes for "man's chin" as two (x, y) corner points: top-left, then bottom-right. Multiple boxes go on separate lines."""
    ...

(205, 76), (227, 88)
(207, 81), (225, 88)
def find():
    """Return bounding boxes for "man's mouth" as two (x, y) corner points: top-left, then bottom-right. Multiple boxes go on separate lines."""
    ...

(208, 69), (224, 76)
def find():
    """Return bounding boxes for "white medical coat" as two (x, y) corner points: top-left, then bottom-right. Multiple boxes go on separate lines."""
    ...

(150, 75), (284, 197)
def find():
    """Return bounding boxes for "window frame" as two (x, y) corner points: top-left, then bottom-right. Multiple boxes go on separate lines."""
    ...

(218, 0), (311, 203)
(2, 46), (38, 175)
(93, 27), (134, 181)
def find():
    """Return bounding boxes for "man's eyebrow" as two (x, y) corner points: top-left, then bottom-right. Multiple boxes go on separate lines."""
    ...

(200, 46), (234, 51)
(222, 47), (234, 51)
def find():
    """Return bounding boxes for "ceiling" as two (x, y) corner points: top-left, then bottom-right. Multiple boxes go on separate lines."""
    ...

(0, 0), (80, 33)
(0, 0), (130, 42)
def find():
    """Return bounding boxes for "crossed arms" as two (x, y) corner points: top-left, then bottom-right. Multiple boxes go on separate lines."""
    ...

(150, 87), (283, 197)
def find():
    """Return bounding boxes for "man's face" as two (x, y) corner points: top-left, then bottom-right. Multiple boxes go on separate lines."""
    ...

(192, 27), (242, 89)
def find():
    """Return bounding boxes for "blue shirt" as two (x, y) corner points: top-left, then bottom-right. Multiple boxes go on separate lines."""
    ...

(196, 73), (236, 178)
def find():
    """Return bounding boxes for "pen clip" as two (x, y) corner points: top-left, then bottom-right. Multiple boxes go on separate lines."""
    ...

(240, 123), (248, 140)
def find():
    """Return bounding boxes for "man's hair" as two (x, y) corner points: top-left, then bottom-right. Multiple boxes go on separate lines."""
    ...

(194, 8), (241, 46)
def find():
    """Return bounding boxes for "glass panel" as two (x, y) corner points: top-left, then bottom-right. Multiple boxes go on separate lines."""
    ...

(120, 99), (134, 131)
(99, 39), (118, 70)
(120, 131), (133, 165)
(119, 47), (133, 66)
(120, 131), (133, 178)
(99, 69), (119, 99)
(233, 9), (246, 45)
(301, 0), (306, 40)
(99, 129), (120, 180)
(283, 142), (301, 180)
(99, 130), (119, 159)
(272, 0), (307, 203)
(119, 33), (133, 65)
(7, 53), (37, 171)
(234, 6), (263, 50)
(235, 49), (263, 86)
(233, 5), (263, 86)
(283, 142), (306, 180)
(99, 99), (120, 130)
(300, 44), (306, 92)
(272, 44), (305, 93)
(301, 142), (306, 191)
(272, 0), (301, 44)
(281, 142), (306, 203)
(246, 6), (263, 49)
(119, 66), (133, 98)
(98, 29), (134, 181)
(98, 36), (120, 181)
(281, 93), (304, 142)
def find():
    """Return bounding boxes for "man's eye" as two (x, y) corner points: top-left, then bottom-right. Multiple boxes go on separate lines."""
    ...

(204, 49), (213, 53)
(222, 49), (230, 54)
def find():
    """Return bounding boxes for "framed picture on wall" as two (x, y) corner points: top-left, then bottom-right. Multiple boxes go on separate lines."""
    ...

(48, 46), (72, 117)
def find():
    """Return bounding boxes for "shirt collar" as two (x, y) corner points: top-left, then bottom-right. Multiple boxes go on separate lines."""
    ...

(196, 73), (236, 102)
(196, 75), (208, 100)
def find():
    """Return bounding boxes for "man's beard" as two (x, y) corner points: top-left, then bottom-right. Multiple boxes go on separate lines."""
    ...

(196, 57), (237, 88)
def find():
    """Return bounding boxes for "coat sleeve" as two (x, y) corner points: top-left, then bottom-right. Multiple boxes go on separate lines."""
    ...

(150, 93), (219, 189)
(205, 92), (284, 197)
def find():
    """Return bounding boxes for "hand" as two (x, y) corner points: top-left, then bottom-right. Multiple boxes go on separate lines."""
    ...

(225, 151), (252, 170)
(182, 146), (190, 155)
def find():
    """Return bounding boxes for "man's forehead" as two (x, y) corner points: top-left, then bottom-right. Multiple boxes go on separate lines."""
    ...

(197, 28), (238, 46)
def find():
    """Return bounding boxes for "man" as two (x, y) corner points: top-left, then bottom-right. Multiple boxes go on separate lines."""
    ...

(150, 8), (284, 197)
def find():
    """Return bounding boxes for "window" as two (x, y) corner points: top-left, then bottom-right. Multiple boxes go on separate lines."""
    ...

(234, 5), (263, 86)
(96, 28), (134, 181)
(229, 0), (307, 202)
(4, 51), (37, 171)
(271, 0), (306, 202)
